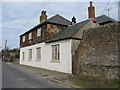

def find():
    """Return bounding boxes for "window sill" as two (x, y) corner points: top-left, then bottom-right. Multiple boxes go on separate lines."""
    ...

(50, 60), (60, 63)
(37, 35), (41, 37)
(36, 60), (40, 62)
(28, 59), (32, 61)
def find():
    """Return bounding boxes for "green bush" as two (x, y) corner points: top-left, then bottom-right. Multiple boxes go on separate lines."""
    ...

(2, 58), (10, 62)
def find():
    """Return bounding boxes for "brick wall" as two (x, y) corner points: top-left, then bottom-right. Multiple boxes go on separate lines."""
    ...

(47, 24), (65, 40)
(73, 23), (118, 79)
(20, 24), (47, 47)
(20, 23), (66, 48)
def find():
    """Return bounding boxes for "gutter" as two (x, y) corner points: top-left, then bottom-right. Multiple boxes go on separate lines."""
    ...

(19, 21), (68, 37)
(45, 37), (82, 43)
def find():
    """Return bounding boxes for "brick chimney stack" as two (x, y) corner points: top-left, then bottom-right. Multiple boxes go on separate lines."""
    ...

(40, 10), (47, 23)
(88, 1), (95, 19)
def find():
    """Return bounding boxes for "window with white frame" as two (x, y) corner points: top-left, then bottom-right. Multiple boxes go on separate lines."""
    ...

(29, 49), (32, 60)
(29, 33), (32, 40)
(22, 36), (25, 42)
(36, 47), (41, 61)
(22, 52), (25, 61)
(52, 44), (60, 61)
(37, 28), (41, 37)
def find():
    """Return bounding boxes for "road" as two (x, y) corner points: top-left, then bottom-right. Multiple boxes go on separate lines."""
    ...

(2, 62), (69, 88)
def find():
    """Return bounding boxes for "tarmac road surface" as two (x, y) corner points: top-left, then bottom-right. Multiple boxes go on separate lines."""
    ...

(2, 62), (70, 88)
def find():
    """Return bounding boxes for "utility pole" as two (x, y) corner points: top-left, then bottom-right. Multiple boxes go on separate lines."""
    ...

(5, 40), (7, 50)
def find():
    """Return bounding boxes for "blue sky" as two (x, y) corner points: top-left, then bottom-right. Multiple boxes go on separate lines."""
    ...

(1, 0), (119, 50)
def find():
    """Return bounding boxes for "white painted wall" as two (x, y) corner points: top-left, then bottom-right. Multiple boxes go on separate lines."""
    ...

(20, 39), (72, 74)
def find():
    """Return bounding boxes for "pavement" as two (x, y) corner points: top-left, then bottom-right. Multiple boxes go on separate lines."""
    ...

(3, 62), (81, 88)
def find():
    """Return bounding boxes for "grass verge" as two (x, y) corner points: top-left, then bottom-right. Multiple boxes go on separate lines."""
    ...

(68, 74), (118, 88)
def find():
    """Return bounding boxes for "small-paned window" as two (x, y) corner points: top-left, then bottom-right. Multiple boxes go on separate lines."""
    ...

(22, 52), (25, 61)
(29, 49), (32, 60)
(52, 44), (60, 61)
(29, 33), (32, 40)
(23, 36), (25, 42)
(37, 28), (41, 37)
(36, 47), (41, 61)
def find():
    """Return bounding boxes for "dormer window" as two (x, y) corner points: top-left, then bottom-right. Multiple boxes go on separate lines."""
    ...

(23, 36), (25, 42)
(37, 28), (41, 37)
(29, 33), (32, 40)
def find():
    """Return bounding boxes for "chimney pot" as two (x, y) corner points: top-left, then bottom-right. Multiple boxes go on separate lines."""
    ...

(44, 11), (46, 15)
(40, 10), (47, 23)
(41, 11), (44, 15)
(90, 1), (92, 6)
(71, 16), (76, 25)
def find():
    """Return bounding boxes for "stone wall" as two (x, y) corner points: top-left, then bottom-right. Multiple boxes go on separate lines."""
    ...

(74, 23), (118, 79)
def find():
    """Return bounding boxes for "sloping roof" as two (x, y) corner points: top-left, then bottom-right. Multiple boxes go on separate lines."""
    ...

(95, 14), (117, 24)
(46, 15), (118, 43)
(46, 20), (90, 43)
(20, 14), (70, 37)
(46, 14), (71, 26)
